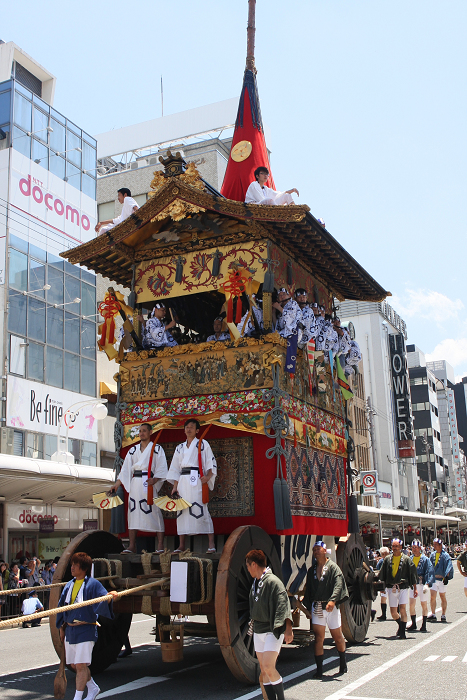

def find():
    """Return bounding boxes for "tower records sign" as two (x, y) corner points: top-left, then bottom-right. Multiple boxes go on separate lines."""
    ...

(388, 334), (415, 458)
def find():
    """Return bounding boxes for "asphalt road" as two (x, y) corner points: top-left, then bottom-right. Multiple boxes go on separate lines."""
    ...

(1, 570), (466, 700)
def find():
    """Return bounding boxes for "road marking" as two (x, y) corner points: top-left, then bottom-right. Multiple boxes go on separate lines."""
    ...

(345, 697), (405, 700)
(98, 675), (169, 698)
(232, 656), (339, 700)
(442, 655), (457, 662)
(322, 612), (467, 700)
(462, 652), (467, 663)
(424, 655), (440, 661)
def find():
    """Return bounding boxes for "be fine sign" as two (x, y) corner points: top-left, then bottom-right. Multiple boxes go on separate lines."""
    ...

(362, 471), (378, 495)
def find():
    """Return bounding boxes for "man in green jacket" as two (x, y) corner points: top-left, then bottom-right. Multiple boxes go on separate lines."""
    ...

(379, 538), (418, 639)
(302, 541), (349, 679)
(247, 549), (293, 700)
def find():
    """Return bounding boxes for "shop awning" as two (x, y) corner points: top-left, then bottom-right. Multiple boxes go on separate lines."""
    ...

(358, 505), (460, 525)
(0, 454), (114, 508)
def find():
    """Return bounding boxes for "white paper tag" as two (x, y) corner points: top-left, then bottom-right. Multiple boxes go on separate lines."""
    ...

(190, 470), (198, 485)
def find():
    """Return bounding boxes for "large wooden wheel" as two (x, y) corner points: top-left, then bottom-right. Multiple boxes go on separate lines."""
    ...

(336, 533), (372, 643)
(215, 525), (282, 684)
(49, 530), (132, 673)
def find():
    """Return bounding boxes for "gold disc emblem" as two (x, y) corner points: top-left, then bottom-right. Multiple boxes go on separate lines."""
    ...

(231, 140), (252, 162)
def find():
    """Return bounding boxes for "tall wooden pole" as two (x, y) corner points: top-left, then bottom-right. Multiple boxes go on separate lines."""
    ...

(246, 0), (256, 72)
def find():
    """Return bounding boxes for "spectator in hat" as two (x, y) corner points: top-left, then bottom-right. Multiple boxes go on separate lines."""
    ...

(139, 304), (178, 349)
(21, 590), (44, 628)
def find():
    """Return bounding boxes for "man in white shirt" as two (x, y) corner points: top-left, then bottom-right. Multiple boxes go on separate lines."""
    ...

(245, 167), (299, 206)
(95, 188), (139, 235)
(21, 590), (44, 627)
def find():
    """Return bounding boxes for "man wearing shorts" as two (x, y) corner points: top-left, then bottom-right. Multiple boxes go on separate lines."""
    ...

(302, 541), (349, 678)
(247, 549), (293, 700)
(56, 552), (117, 700)
(407, 540), (434, 632)
(379, 538), (418, 639)
(456, 541), (467, 599)
(428, 538), (454, 622)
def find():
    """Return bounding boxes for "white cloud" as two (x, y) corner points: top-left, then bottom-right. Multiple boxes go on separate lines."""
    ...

(391, 288), (464, 324)
(426, 338), (467, 373)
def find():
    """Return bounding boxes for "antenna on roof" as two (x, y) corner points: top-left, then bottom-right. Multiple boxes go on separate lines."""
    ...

(246, 0), (256, 72)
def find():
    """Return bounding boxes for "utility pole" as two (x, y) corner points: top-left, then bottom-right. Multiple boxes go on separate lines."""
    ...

(420, 432), (436, 514)
(366, 397), (380, 508)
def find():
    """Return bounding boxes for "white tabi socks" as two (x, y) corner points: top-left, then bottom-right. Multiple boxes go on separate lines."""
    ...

(86, 677), (100, 700)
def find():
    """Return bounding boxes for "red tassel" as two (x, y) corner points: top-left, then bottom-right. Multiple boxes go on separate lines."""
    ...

(227, 296), (233, 324)
(235, 296), (242, 324)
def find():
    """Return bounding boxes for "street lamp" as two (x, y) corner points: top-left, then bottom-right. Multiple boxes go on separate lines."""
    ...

(51, 399), (108, 465)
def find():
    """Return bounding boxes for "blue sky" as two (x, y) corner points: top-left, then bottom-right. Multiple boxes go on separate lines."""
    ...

(5, 1), (466, 377)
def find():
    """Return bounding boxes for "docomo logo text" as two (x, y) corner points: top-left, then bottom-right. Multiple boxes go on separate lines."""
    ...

(19, 175), (90, 231)
(19, 510), (59, 525)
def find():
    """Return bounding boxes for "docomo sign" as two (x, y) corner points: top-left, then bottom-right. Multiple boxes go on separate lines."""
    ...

(19, 510), (59, 525)
(19, 175), (91, 232)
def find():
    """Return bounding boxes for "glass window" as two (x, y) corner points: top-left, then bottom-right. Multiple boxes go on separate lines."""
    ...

(82, 133), (97, 148)
(81, 358), (96, 396)
(81, 441), (97, 466)
(44, 434), (58, 460)
(29, 243), (46, 263)
(65, 312), (80, 352)
(80, 268), (95, 285)
(81, 282), (96, 318)
(33, 94), (49, 110)
(82, 173), (96, 199)
(47, 306), (64, 347)
(49, 153), (65, 180)
(64, 274), (80, 310)
(12, 126), (30, 158)
(33, 107), (49, 143)
(64, 260), (80, 278)
(9, 334), (26, 376)
(66, 161), (81, 190)
(13, 92), (32, 131)
(68, 438), (80, 464)
(66, 129), (81, 167)
(47, 266), (63, 305)
(28, 297), (46, 342)
(28, 341), (44, 381)
(8, 292), (27, 336)
(49, 118), (65, 153)
(82, 140), (96, 172)
(14, 82), (32, 99)
(26, 432), (43, 459)
(47, 346), (63, 388)
(47, 252), (64, 268)
(50, 108), (65, 124)
(0, 90), (11, 124)
(13, 430), (24, 457)
(9, 248), (28, 290)
(9, 234), (28, 253)
(64, 352), (80, 392)
(31, 137), (48, 168)
(0, 124), (11, 150)
(81, 319), (96, 359)
(98, 202), (115, 222)
(133, 194), (147, 207)
(29, 258), (46, 296)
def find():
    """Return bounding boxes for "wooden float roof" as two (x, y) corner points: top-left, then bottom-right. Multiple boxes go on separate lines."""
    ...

(61, 175), (389, 302)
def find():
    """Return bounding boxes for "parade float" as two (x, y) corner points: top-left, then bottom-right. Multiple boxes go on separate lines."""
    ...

(50, 0), (389, 684)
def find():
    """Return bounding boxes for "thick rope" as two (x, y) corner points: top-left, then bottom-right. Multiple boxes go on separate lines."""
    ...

(0, 578), (169, 630)
(160, 595), (172, 617)
(0, 575), (117, 596)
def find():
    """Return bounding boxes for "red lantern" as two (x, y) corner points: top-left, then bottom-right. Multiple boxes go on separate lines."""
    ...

(415, 528), (420, 535)
(362, 526), (368, 535)
(407, 525), (412, 533)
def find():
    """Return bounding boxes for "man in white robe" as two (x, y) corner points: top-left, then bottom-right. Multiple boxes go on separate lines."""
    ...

(167, 419), (217, 553)
(95, 188), (139, 235)
(245, 166), (299, 206)
(237, 300), (263, 337)
(109, 423), (167, 553)
(207, 316), (230, 342)
(139, 303), (178, 349)
(273, 288), (305, 345)
(294, 288), (317, 347)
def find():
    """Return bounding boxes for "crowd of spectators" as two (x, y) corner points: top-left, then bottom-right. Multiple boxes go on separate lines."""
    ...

(0, 556), (59, 624)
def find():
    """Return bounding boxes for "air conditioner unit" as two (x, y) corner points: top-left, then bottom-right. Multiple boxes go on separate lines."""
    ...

(0, 427), (14, 455)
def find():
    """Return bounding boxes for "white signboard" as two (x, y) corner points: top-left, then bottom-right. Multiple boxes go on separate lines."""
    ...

(7, 376), (98, 442)
(378, 480), (393, 508)
(447, 389), (460, 463)
(454, 467), (464, 504)
(362, 470), (378, 495)
(8, 149), (97, 247)
(6, 504), (99, 531)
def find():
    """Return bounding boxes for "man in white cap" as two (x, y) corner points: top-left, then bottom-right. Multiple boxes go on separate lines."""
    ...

(302, 541), (349, 678)
(294, 289), (317, 347)
(378, 538), (418, 639)
(456, 541), (467, 599)
(428, 538), (454, 622)
(407, 540), (434, 632)
(139, 303), (177, 349)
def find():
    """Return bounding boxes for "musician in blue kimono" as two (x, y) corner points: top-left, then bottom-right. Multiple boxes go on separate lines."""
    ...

(139, 303), (178, 349)
(294, 288), (317, 347)
(56, 552), (117, 700)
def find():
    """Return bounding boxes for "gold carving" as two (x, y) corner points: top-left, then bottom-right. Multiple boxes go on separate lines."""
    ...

(231, 140), (252, 162)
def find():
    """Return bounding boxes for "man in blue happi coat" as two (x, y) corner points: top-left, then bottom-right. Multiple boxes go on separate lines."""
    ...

(56, 552), (117, 700)
(407, 540), (434, 632)
(428, 538), (453, 622)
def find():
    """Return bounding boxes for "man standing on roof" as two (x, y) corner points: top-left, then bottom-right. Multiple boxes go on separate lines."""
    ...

(95, 188), (139, 235)
(167, 419), (217, 554)
(407, 540), (434, 632)
(245, 167), (299, 206)
(378, 538), (418, 639)
(428, 538), (454, 622)
(109, 423), (168, 554)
